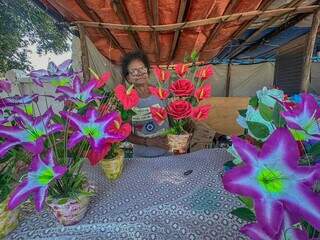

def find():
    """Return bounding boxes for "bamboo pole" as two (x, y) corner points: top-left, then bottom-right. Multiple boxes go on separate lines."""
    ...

(301, 8), (320, 92)
(72, 5), (319, 32)
(225, 64), (231, 97)
(78, 24), (90, 82)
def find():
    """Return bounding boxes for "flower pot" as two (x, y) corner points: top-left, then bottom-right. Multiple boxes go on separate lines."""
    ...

(168, 133), (192, 154)
(47, 185), (95, 226)
(100, 149), (124, 181)
(0, 197), (20, 238)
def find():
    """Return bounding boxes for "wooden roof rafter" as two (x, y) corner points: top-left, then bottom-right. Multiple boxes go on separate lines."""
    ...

(75, 0), (125, 55)
(112, 0), (142, 49)
(146, 0), (160, 62)
(169, 0), (192, 62)
(199, 0), (241, 57)
(72, 5), (319, 32)
(227, 0), (307, 59)
(214, 0), (278, 59)
(242, 11), (314, 59)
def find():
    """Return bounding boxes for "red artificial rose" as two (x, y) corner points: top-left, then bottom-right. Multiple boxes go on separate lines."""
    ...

(150, 106), (168, 125)
(175, 63), (189, 78)
(167, 100), (192, 120)
(149, 86), (169, 100)
(114, 84), (140, 110)
(169, 79), (194, 97)
(195, 65), (214, 81)
(194, 84), (212, 101)
(191, 104), (211, 121)
(153, 66), (170, 82)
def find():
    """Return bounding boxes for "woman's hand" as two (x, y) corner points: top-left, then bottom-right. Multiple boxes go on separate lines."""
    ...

(147, 136), (169, 150)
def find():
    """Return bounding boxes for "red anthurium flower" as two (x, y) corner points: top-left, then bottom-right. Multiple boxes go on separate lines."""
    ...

(150, 106), (168, 125)
(95, 72), (111, 89)
(167, 100), (192, 120)
(191, 104), (211, 121)
(169, 79), (194, 97)
(149, 86), (169, 100)
(114, 84), (140, 110)
(153, 66), (170, 83)
(194, 84), (212, 101)
(175, 63), (189, 78)
(87, 143), (112, 166)
(107, 117), (132, 142)
(195, 65), (214, 81)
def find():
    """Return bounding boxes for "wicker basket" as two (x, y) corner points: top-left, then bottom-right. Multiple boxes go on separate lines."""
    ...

(47, 184), (95, 226)
(167, 133), (192, 154)
(100, 149), (124, 180)
(0, 197), (20, 238)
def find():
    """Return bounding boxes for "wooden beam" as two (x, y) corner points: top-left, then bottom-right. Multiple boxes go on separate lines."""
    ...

(73, 5), (319, 32)
(169, 0), (191, 62)
(301, 8), (320, 92)
(225, 64), (231, 97)
(206, 0), (277, 59)
(78, 24), (90, 82)
(228, 0), (306, 59)
(241, 12), (311, 58)
(75, 0), (125, 55)
(200, 0), (241, 55)
(112, 0), (141, 49)
(146, 0), (160, 62)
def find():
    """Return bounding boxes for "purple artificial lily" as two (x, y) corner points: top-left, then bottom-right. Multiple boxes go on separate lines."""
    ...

(223, 128), (320, 237)
(0, 79), (12, 93)
(281, 94), (320, 141)
(56, 76), (100, 108)
(30, 59), (75, 87)
(0, 94), (38, 108)
(0, 107), (63, 156)
(8, 150), (67, 211)
(241, 210), (308, 240)
(60, 109), (125, 151)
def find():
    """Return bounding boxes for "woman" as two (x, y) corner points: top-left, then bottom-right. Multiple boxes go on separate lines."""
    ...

(122, 51), (170, 158)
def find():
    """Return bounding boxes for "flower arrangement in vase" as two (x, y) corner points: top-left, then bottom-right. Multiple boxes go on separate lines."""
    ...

(0, 60), (134, 227)
(148, 54), (214, 154)
(222, 87), (320, 239)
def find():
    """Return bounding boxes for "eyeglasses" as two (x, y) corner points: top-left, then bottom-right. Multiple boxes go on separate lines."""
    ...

(128, 66), (148, 76)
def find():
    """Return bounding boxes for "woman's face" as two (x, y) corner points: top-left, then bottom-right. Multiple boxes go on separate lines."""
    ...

(126, 59), (149, 86)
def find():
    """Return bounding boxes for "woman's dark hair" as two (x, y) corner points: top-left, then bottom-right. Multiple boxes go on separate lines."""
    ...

(121, 50), (150, 78)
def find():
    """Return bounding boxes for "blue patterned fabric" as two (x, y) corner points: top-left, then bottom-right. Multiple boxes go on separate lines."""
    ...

(7, 149), (247, 240)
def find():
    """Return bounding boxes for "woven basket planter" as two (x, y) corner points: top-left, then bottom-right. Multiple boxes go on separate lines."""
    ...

(0, 197), (20, 238)
(100, 149), (124, 181)
(168, 133), (192, 154)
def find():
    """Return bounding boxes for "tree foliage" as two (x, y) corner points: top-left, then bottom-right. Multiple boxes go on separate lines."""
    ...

(0, 0), (70, 73)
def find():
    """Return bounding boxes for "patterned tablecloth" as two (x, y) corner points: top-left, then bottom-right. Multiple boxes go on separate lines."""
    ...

(7, 149), (248, 240)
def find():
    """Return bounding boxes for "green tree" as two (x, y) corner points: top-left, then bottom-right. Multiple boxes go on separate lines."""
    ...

(0, 0), (70, 73)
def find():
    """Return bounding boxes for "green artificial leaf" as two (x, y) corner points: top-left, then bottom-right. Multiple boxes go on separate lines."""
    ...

(238, 196), (253, 209)
(247, 121), (270, 139)
(52, 114), (65, 125)
(238, 109), (247, 118)
(57, 198), (68, 205)
(231, 207), (256, 222)
(121, 109), (129, 121)
(273, 102), (286, 128)
(259, 103), (273, 121)
(191, 51), (199, 62)
(223, 160), (236, 169)
(309, 142), (320, 158)
(249, 96), (259, 108)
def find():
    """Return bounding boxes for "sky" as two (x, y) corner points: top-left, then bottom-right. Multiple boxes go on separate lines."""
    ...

(28, 44), (71, 69)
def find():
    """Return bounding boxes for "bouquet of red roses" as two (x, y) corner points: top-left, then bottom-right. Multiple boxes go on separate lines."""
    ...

(149, 63), (214, 153)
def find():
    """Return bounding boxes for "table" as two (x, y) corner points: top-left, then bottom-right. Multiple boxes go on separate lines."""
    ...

(7, 149), (247, 240)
